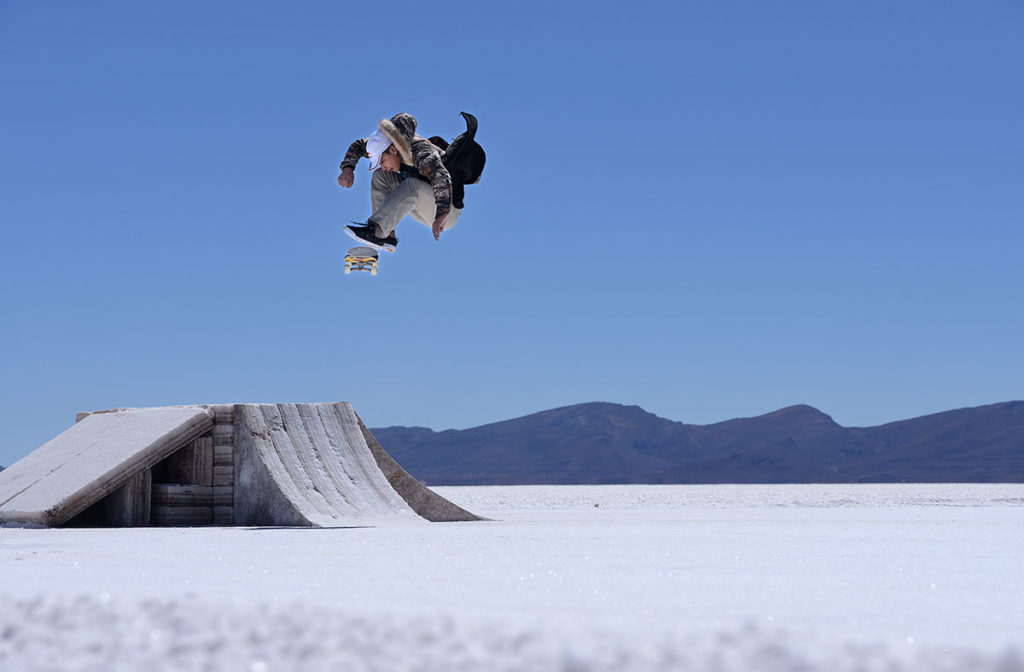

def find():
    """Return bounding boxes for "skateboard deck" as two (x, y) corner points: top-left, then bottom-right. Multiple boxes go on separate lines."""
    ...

(344, 246), (379, 276)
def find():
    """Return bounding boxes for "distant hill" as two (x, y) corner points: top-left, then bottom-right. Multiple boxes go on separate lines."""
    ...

(371, 401), (1024, 485)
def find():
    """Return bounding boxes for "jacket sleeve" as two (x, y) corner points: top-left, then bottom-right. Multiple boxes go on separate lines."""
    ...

(340, 138), (368, 171)
(412, 141), (453, 218)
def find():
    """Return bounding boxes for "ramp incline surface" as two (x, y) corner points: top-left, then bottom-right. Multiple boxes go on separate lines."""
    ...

(234, 402), (420, 526)
(0, 407), (214, 526)
(233, 402), (482, 526)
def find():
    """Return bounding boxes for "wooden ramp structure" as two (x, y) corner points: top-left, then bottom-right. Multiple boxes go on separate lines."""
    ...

(0, 402), (481, 527)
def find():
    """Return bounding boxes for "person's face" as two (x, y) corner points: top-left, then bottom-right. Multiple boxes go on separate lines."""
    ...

(380, 146), (401, 172)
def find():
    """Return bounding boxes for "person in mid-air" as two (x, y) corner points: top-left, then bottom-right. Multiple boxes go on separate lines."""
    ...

(338, 112), (458, 252)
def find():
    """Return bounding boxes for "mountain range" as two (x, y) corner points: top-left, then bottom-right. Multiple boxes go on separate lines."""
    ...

(371, 401), (1024, 485)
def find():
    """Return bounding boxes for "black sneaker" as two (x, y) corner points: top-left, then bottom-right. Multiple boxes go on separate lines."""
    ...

(366, 219), (398, 252)
(343, 223), (388, 252)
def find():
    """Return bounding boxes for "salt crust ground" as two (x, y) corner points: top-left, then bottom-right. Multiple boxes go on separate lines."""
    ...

(1, 484), (1022, 671)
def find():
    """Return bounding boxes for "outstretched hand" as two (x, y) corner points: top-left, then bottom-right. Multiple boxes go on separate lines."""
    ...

(432, 214), (448, 241)
(338, 168), (354, 188)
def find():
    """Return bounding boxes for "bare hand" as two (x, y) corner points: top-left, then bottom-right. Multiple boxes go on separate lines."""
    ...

(432, 213), (448, 241)
(338, 168), (354, 188)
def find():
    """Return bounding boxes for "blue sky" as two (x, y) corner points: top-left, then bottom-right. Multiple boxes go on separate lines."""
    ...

(1, 1), (1021, 466)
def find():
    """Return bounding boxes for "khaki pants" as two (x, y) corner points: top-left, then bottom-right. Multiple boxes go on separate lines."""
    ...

(369, 170), (462, 237)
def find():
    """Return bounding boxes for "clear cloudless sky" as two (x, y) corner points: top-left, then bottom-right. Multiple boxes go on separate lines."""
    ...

(1, 1), (1022, 466)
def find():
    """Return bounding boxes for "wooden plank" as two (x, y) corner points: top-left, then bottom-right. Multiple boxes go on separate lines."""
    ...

(151, 506), (214, 526)
(212, 486), (233, 507)
(152, 484), (214, 507)
(211, 424), (234, 447)
(213, 466), (234, 486)
(213, 445), (233, 467)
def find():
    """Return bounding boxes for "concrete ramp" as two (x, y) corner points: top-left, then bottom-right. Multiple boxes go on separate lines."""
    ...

(237, 403), (424, 526)
(0, 402), (480, 527)
(0, 407), (214, 526)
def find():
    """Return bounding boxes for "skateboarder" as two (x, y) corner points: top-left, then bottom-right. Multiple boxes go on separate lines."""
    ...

(338, 113), (459, 252)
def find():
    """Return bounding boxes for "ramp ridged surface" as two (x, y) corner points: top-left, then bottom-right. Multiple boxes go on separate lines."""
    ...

(0, 407), (214, 526)
(234, 402), (427, 526)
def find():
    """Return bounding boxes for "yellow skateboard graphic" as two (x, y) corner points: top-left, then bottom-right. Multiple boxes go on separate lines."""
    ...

(343, 246), (379, 276)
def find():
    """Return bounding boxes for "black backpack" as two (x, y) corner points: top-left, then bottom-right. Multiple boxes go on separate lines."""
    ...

(429, 112), (486, 210)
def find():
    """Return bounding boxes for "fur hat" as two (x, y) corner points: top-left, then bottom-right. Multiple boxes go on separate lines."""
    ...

(377, 117), (414, 166)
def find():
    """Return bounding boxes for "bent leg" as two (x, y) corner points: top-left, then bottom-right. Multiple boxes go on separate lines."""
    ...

(370, 169), (402, 213)
(408, 190), (462, 231)
(370, 171), (464, 235)
(371, 177), (436, 236)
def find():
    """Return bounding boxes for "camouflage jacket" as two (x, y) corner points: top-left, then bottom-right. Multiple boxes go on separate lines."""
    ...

(340, 113), (453, 218)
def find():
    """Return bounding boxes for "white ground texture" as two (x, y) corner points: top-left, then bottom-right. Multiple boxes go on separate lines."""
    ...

(1, 484), (1022, 672)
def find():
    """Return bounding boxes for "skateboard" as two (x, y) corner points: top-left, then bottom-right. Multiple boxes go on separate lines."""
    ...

(344, 246), (379, 276)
